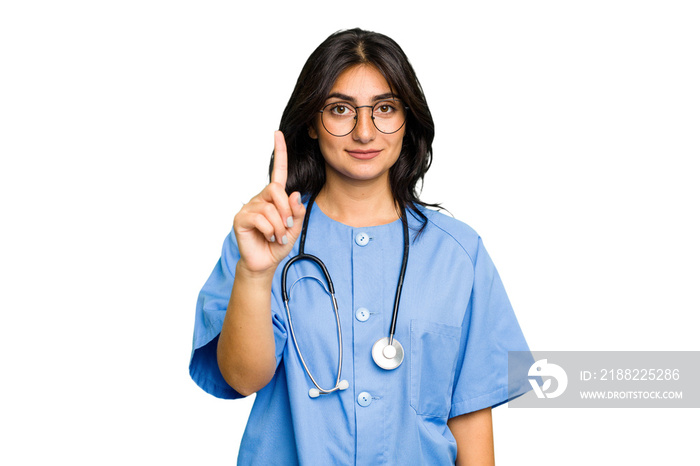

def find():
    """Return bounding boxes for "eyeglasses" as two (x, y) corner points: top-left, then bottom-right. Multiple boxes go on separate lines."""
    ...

(319, 99), (408, 137)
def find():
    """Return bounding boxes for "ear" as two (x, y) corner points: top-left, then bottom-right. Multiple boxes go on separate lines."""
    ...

(308, 124), (318, 140)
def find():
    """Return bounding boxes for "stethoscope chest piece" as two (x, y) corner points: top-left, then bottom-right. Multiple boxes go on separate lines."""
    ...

(372, 337), (404, 370)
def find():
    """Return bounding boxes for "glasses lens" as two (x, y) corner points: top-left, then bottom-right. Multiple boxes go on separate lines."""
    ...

(372, 100), (406, 134)
(321, 102), (356, 137)
(321, 100), (407, 136)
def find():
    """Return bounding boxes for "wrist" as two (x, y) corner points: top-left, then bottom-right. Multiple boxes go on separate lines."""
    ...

(235, 260), (277, 284)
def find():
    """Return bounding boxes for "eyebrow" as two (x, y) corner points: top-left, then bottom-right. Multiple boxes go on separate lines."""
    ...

(325, 92), (399, 103)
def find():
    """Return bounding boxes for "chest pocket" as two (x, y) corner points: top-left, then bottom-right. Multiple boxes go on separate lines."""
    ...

(410, 319), (462, 417)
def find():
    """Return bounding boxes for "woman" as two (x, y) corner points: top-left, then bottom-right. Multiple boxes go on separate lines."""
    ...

(190, 28), (532, 465)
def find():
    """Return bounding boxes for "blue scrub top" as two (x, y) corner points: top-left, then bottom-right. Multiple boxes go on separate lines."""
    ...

(190, 203), (533, 465)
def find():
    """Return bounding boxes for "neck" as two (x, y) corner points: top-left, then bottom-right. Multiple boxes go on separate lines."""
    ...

(315, 177), (399, 228)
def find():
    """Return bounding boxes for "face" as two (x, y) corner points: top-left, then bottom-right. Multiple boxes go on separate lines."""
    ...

(309, 64), (406, 187)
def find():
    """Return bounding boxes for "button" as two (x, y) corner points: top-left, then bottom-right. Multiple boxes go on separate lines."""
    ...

(355, 307), (370, 322)
(357, 391), (372, 407)
(354, 232), (370, 246)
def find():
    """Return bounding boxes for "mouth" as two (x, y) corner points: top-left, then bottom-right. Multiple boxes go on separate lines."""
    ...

(346, 149), (382, 160)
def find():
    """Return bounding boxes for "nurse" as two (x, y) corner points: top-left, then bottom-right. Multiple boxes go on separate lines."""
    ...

(190, 28), (533, 465)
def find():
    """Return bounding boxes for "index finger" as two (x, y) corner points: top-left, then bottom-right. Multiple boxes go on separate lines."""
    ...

(271, 130), (288, 187)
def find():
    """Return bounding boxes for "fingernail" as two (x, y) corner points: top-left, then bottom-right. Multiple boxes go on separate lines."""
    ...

(282, 235), (288, 245)
(287, 216), (294, 228)
(270, 235), (276, 242)
(297, 195), (302, 205)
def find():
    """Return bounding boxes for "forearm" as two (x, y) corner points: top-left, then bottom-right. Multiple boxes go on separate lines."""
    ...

(448, 407), (495, 466)
(217, 262), (278, 396)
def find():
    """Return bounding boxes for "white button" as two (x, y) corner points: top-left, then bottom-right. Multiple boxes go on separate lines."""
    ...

(355, 232), (370, 246)
(355, 307), (370, 322)
(357, 391), (372, 407)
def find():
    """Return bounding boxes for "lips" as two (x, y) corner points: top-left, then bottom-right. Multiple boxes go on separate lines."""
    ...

(346, 149), (382, 160)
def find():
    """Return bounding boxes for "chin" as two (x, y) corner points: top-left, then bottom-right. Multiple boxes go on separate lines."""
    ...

(340, 165), (389, 182)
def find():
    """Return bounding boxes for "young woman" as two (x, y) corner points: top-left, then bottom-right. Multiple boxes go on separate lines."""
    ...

(190, 28), (532, 465)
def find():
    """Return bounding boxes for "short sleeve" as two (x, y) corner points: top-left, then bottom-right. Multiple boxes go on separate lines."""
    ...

(449, 237), (533, 418)
(188, 230), (288, 399)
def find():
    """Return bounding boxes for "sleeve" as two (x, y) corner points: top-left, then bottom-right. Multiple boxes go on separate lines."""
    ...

(449, 237), (534, 418)
(188, 230), (288, 399)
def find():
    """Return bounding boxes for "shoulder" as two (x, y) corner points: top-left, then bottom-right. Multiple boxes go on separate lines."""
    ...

(411, 204), (481, 265)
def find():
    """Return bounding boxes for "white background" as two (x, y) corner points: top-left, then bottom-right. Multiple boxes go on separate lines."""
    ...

(1, 1), (698, 464)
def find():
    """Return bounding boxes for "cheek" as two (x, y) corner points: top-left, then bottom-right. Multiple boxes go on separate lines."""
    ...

(390, 132), (406, 156)
(317, 134), (348, 159)
(317, 137), (333, 160)
(316, 139), (341, 169)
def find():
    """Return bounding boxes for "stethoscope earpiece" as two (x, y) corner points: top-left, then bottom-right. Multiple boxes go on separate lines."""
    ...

(308, 380), (349, 398)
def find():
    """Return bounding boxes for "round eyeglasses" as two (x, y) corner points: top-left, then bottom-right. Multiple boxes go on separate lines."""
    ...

(319, 99), (408, 137)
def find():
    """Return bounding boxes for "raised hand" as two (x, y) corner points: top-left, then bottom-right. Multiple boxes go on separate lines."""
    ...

(233, 131), (305, 275)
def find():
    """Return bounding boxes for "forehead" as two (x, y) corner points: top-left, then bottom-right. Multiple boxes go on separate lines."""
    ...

(327, 65), (393, 101)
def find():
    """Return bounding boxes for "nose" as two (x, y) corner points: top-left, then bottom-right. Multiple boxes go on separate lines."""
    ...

(352, 106), (376, 143)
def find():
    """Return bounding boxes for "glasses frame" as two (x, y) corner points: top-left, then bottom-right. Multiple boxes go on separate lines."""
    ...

(318, 99), (409, 137)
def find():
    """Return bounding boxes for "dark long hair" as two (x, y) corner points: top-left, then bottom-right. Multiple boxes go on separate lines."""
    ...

(269, 28), (438, 228)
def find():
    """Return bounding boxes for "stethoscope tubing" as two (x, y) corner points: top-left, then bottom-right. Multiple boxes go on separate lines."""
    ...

(389, 208), (410, 346)
(282, 252), (344, 395)
(281, 193), (410, 396)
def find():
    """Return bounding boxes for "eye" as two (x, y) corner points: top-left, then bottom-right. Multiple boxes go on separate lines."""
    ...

(328, 103), (354, 116)
(374, 101), (398, 116)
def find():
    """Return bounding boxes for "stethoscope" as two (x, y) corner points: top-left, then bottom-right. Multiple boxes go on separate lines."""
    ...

(281, 193), (410, 398)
